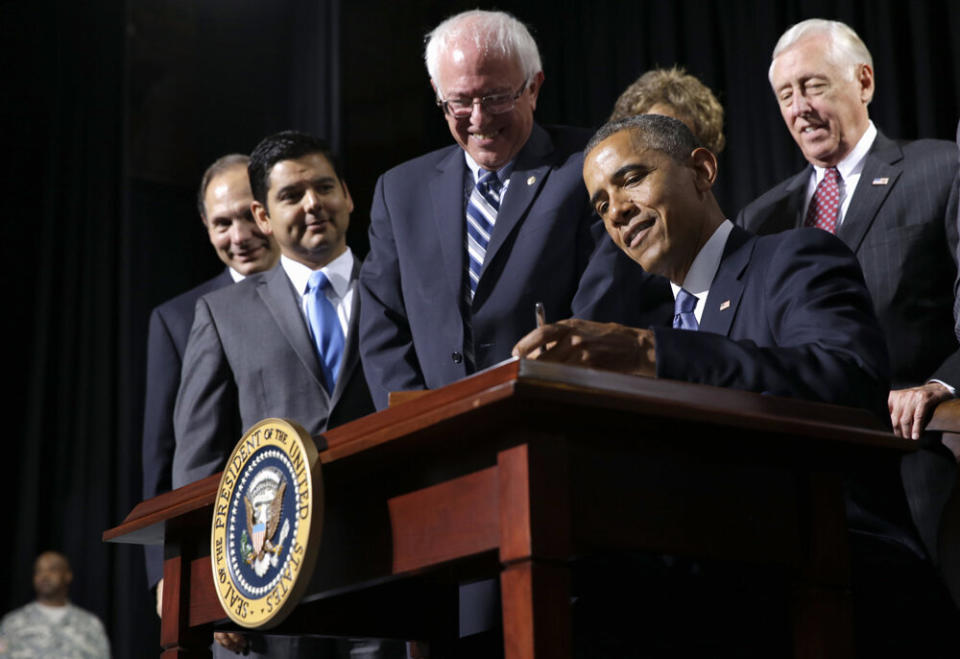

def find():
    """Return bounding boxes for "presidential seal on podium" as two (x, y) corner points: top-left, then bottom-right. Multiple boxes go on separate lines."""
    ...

(210, 418), (323, 629)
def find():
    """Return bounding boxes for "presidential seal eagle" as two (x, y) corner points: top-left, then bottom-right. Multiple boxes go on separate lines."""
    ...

(243, 466), (290, 576)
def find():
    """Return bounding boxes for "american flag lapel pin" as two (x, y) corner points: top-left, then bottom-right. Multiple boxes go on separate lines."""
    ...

(719, 300), (731, 311)
(872, 177), (889, 186)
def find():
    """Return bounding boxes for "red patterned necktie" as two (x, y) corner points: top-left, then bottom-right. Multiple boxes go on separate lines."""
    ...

(804, 167), (841, 233)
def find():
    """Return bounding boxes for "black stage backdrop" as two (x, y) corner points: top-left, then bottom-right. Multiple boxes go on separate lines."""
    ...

(3, 1), (959, 656)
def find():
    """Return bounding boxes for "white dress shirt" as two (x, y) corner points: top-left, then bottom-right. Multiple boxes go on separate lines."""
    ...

(669, 220), (734, 324)
(464, 151), (514, 205)
(280, 248), (355, 339)
(800, 121), (877, 227)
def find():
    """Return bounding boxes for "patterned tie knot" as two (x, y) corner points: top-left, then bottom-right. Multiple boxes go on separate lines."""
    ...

(477, 170), (502, 202)
(673, 288), (699, 331)
(676, 288), (697, 313)
(805, 167), (842, 233)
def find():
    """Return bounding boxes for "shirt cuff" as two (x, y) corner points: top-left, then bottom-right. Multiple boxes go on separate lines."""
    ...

(928, 379), (957, 396)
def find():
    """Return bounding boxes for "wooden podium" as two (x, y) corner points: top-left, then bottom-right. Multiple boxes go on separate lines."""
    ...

(105, 360), (916, 658)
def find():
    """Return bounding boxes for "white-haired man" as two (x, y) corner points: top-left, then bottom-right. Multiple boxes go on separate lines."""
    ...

(359, 9), (595, 411)
(358, 11), (594, 653)
(737, 19), (960, 653)
(738, 18), (960, 440)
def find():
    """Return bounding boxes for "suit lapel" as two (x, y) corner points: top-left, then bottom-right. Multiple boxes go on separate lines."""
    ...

(482, 124), (553, 275)
(837, 132), (903, 253)
(429, 148), (470, 303)
(330, 259), (362, 406)
(215, 268), (234, 287)
(700, 226), (754, 336)
(760, 169), (808, 233)
(257, 266), (327, 394)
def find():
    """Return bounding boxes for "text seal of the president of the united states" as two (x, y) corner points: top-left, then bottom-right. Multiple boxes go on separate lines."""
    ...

(211, 417), (323, 629)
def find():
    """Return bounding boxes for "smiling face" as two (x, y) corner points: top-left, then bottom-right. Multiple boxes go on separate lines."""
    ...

(252, 152), (353, 269)
(432, 38), (542, 171)
(203, 165), (279, 275)
(583, 129), (718, 284)
(770, 34), (873, 168)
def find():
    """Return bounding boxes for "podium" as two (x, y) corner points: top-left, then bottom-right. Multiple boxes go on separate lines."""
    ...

(105, 360), (916, 658)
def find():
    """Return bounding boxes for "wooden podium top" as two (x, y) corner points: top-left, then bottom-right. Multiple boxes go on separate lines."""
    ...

(105, 359), (910, 545)
(323, 357), (905, 460)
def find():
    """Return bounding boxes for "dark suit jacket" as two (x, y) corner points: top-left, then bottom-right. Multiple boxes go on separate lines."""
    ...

(737, 131), (960, 564)
(359, 123), (596, 409)
(650, 226), (888, 413)
(577, 226), (889, 412)
(736, 131), (960, 389)
(577, 225), (925, 554)
(141, 268), (233, 587)
(172, 260), (373, 489)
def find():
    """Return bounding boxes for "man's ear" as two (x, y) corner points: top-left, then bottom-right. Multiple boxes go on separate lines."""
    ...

(252, 200), (273, 235)
(527, 71), (546, 111)
(857, 63), (875, 104)
(690, 147), (718, 191)
(340, 180), (355, 214)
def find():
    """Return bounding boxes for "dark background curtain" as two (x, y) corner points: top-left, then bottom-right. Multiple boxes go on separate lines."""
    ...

(3, 1), (958, 656)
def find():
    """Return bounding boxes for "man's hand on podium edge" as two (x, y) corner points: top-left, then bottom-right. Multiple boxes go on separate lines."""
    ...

(889, 381), (953, 440)
(214, 631), (249, 654)
(513, 318), (657, 377)
(158, 576), (249, 653)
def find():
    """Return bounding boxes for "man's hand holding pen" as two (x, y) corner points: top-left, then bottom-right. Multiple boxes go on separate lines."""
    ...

(514, 315), (657, 377)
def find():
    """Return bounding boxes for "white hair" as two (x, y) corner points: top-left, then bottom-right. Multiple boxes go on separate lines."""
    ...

(768, 18), (874, 90)
(424, 9), (542, 83)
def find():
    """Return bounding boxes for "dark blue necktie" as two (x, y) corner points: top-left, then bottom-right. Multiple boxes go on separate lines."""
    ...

(673, 288), (699, 331)
(305, 271), (345, 393)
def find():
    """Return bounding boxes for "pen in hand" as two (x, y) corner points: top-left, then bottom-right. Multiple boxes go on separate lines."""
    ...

(534, 302), (547, 357)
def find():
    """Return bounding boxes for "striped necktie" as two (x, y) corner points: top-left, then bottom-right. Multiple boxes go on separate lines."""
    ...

(465, 170), (503, 302)
(305, 270), (344, 394)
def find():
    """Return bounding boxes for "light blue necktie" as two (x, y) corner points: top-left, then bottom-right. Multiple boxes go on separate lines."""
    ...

(305, 270), (344, 393)
(465, 170), (503, 302)
(673, 288), (699, 331)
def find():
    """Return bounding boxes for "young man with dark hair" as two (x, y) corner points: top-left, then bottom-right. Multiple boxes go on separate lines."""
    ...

(173, 131), (372, 488)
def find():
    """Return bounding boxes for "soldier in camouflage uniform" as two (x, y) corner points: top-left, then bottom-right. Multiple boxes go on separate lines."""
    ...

(0, 551), (109, 658)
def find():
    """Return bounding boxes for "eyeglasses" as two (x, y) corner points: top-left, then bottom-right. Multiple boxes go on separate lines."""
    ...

(436, 80), (529, 118)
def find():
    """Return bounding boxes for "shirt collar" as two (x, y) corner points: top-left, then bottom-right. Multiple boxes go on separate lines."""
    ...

(464, 150), (514, 185)
(811, 120), (876, 183)
(280, 247), (354, 298)
(669, 219), (734, 300)
(228, 267), (245, 283)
